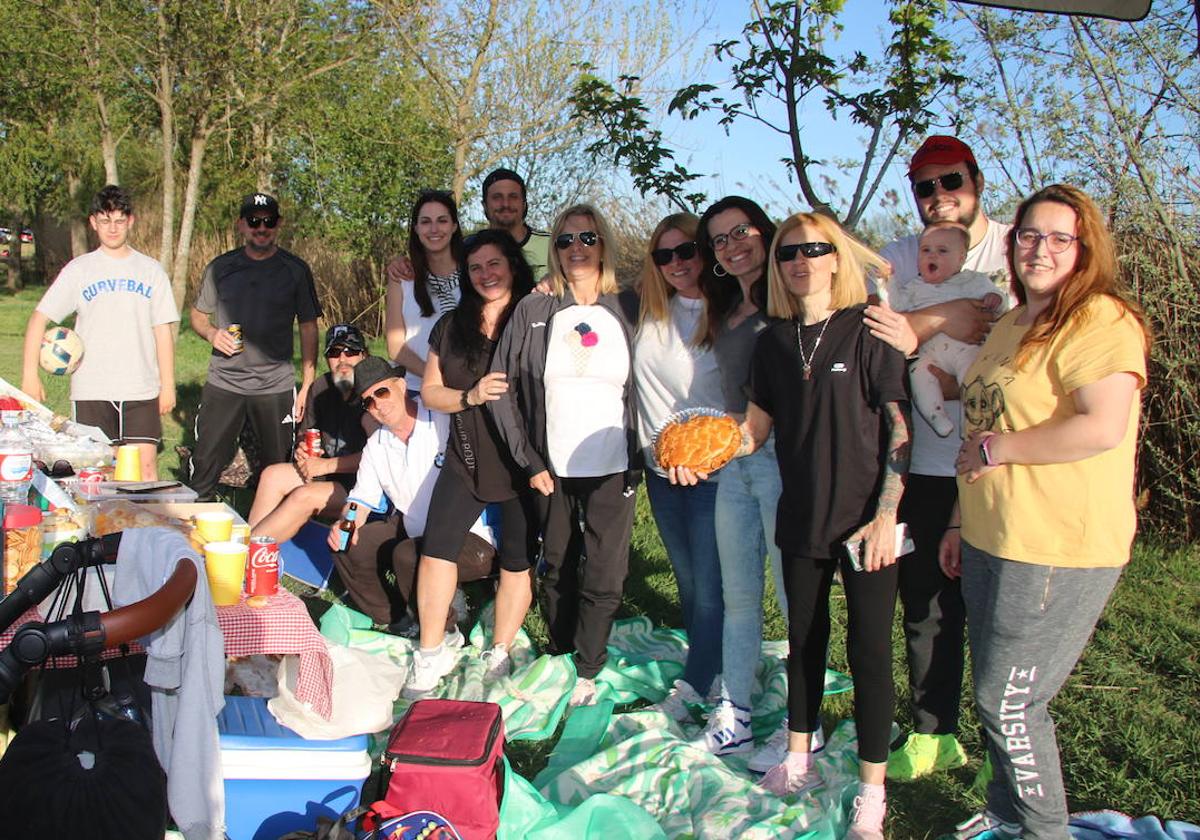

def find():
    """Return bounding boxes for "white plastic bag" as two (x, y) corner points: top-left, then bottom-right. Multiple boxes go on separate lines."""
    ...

(268, 642), (406, 739)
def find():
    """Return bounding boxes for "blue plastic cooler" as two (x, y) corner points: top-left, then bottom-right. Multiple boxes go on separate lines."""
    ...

(217, 696), (370, 840)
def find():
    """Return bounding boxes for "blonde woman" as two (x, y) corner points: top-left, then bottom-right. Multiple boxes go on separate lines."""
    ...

(632, 213), (725, 718)
(679, 212), (910, 838)
(488, 203), (640, 707)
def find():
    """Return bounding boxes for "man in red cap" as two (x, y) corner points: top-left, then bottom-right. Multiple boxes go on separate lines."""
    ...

(864, 135), (1014, 784)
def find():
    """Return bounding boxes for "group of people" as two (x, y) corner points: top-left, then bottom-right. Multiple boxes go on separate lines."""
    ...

(21, 137), (1150, 840)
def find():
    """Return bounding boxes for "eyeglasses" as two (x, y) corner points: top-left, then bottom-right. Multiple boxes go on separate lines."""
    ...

(776, 242), (837, 262)
(650, 242), (699, 266)
(554, 231), (599, 249)
(1015, 228), (1078, 254)
(326, 348), (363, 359)
(913, 172), (966, 199)
(93, 216), (130, 228)
(246, 215), (279, 229)
(360, 386), (392, 412)
(710, 224), (756, 251)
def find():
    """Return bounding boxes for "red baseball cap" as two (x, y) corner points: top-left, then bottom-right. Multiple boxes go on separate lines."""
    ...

(909, 136), (978, 175)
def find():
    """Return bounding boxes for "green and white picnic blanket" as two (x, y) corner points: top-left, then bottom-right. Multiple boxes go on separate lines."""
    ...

(319, 604), (860, 839)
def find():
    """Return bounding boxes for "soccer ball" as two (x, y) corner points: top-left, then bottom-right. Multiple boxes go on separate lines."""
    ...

(39, 326), (85, 376)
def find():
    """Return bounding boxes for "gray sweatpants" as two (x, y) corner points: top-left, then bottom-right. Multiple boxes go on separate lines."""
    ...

(962, 541), (1122, 840)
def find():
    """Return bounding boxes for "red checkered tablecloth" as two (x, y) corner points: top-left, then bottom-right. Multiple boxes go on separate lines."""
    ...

(216, 590), (333, 719)
(1, 589), (333, 720)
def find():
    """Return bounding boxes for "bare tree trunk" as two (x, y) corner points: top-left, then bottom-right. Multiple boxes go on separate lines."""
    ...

(64, 169), (90, 258)
(97, 91), (120, 185)
(4, 213), (21, 290)
(171, 119), (212, 313)
(156, 9), (176, 278)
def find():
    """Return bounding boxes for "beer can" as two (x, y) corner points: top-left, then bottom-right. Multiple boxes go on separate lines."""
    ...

(303, 428), (323, 457)
(77, 467), (104, 484)
(245, 536), (279, 597)
(228, 323), (244, 355)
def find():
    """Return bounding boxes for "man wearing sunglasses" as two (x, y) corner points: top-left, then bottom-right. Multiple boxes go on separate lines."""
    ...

(327, 356), (498, 638)
(248, 324), (375, 543)
(864, 136), (1014, 783)
(188, 192), (322, 501)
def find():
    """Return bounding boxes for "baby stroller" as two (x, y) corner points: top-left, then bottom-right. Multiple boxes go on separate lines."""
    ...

(0, 532), (197, 839)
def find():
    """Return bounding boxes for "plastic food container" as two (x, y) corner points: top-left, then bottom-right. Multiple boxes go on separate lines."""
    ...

(41, 507), (91, 559)
(3, 503), (43, 594)
(218, 696), (369, 840)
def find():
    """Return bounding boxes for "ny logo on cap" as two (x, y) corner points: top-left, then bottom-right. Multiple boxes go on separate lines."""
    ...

(253, 194), (270, 206)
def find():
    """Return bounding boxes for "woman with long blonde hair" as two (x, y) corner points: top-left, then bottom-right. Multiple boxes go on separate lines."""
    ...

(632, 213), (725, 718)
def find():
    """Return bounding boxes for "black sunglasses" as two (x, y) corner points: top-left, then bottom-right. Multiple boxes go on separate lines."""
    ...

(360, 386), (392, 411)
(651, 242), (699, 266)
(913, 172), (966, 199)
(246, 215), (280, 229)
(326, 347), (363, 359)
(776, 242), (837, 262)
(35, 459), (75, 478)
(554, 231), (599, 249)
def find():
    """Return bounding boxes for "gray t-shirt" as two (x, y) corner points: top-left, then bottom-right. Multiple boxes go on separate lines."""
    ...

(37, 248), (179, 401)
(194, 247), (322, 394)
(714, 309), (772, 415)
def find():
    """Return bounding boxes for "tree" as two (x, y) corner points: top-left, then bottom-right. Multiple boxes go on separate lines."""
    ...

(372, 0), (687, 222)
(572, 0), (962, 227)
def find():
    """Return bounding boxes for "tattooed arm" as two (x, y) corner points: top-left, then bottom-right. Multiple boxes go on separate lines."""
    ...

(846, 400), (911, 572)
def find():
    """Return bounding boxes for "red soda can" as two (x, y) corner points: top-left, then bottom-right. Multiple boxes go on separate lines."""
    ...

(78, 467), (104, 484)
(245, 536), (280, 597)
(303, 428), (323, 457)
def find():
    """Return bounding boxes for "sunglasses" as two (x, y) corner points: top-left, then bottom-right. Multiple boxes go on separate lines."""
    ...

(709, 224), (756, 251)
(360, 386), (392, 412)
(35, 459), (75, 478)
(1014, 228), (1079, 254)
(246, 215), (279, 229)
(913, 172), (966, 199)
(650, 242), (699, 266)
(326, 347), (363, 359)
(776, 242), (837, 262)
(554, 231), (600, 249)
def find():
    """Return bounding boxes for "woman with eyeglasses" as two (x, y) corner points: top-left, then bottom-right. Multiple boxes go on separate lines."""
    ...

(397, 229), (540, 695)
(679, 212), (910, 838)
(386, 190), (465, 392)
(489, 203), (640, 707)
(687, 196), (793, 764)
(937, 185), (1149, 840)
(631, 213), (725, 719)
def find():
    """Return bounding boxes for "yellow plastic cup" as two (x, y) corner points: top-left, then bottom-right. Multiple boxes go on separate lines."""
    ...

(113, 445), (142, 482)
(230, 522), (250, 544)
(204, 541), (248, 606)
(194, 511), (235, 543)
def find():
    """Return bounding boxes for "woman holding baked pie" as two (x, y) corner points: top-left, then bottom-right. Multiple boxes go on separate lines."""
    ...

(489, 203), (640, 708)
(688, 212), (909, 839)
(632, 212), (725, 719)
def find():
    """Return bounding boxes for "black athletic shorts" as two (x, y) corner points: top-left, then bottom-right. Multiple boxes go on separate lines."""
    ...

(74, 398), (162, 445)
(421, 467), (533, 573)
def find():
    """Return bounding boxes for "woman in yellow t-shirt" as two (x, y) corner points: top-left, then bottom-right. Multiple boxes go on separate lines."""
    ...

(937, 184), (1150, 840)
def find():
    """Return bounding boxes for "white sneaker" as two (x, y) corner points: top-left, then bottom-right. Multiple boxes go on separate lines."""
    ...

(569, 676), (598, 707)
(748, 719), (825, 773)
(695, 700), (753, 755)
(759, 753), (824, 796)
(845, 783), (887, 840)
(402, 642), (457, 699)
(647, 679), (703, 721)
(946, 811), (1022, 839)
(480, 643), (511, 680)
(704, 675), (723, 706)
(444, 627), (465, 649)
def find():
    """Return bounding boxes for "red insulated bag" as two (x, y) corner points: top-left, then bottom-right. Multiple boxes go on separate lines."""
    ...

(381, 699), (505, 839)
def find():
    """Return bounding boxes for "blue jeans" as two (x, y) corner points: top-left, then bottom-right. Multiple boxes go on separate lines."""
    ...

(715, 435), (787, 709)
(645, 470), (723, 695)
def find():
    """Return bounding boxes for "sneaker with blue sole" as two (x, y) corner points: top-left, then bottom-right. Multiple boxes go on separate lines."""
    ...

(941, 811), (1022, 839)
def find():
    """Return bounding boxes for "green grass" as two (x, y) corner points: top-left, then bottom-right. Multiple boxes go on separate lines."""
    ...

(3, 285), (1197, 835)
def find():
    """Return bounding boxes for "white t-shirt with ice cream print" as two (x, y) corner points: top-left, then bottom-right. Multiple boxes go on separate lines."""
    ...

(544, 304), (630, 477)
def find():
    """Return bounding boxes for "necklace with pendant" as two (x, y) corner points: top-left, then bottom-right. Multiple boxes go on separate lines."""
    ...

(796, 314), (833, 380)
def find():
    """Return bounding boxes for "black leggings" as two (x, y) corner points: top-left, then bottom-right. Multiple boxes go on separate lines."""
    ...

(783, 553), (899, 764)
(421, 465), (537, 572)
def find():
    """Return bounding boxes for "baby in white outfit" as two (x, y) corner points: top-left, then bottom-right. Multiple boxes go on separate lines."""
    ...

(883, 222), (1007, 437)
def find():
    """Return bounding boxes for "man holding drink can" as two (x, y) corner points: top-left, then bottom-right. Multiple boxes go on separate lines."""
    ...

(248, 324), (374, 543)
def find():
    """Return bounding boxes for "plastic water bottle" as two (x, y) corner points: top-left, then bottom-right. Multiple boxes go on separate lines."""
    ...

(0, 411), (33, 504)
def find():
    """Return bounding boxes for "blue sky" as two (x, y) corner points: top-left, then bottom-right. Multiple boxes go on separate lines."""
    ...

(651, 0), (933, 222)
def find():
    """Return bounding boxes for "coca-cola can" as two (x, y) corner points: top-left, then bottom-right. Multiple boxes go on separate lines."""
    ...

(303, 429), (323, 457)
(78, 467), (104, 484)
(245, 536), (279, 597)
